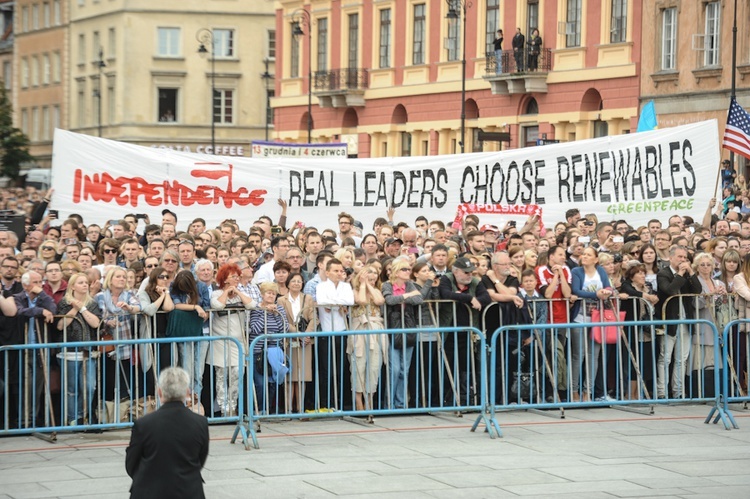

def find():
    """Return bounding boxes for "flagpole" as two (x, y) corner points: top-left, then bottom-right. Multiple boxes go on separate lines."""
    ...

(729, 0), (737, 168)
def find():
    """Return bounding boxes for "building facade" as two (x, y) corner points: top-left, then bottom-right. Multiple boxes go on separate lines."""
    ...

(273, 0), (642, 157)
(13, 0), (67, 168)
(14, 0), (276, 168)
(0, 1), (13, 97)
(640, 0), (749, 168)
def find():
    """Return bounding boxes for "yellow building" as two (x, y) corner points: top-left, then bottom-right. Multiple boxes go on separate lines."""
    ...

(15, 0), (276, 167)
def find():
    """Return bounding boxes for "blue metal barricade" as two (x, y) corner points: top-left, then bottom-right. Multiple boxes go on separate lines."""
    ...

(237, 326), (488, 450)
(0, 334), (248, 446)
(481, 319), (729, 438)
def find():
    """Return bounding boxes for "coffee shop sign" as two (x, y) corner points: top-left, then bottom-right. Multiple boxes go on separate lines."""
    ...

(150, 144), (245, 156)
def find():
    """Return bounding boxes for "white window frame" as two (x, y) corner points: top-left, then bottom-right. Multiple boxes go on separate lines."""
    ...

(661, 7), (677, 70)
(703, 1), (720, 66)
(157, 27), (181, 57)
(212, 29), (234, 58)
(213, 89), (234, 124)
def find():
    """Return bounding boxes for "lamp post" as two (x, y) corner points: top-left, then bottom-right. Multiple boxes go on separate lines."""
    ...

(729, 0), (737, 168)
(196, 28), (216, 154)
(261, 58), (272, 141)
(292, 8), (312, 143)
(447, 0), (470, 154)
(94, 47), (106, 137)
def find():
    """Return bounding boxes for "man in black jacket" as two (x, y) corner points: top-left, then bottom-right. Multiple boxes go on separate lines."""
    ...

(126, 367), (209, 499)
(512, 28), (525, 72)
(656, 245), (700, 398)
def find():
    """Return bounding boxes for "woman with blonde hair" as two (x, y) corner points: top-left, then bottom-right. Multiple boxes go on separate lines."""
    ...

(57, 273), (102, 425)
(349, 265), (387, 416)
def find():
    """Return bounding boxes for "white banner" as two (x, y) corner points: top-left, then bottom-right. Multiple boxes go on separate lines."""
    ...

(51, 121), (719, 232)
(250, 140), (348, 158)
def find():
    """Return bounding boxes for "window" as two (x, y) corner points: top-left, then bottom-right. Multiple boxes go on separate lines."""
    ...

(413, 4), (426, 65)
(32, 4), (39, 30)
(78, 34), (86, 64)
(108, 28), (116, 59)
(32, 107), (39, 141)
(53, 106), (60, 132)
(21, 6), (28, 32)
(661, 7), (677, 70)
(290, 28), (300, 78)
(565, 0), (582, 47)
(42, 54), (50, 85)
(523, 126), (539, 148)
(704, 1), (720, 66)
(52, 52), (61, 82)
(593, 120), (609, 138)
(266, 89), (274, 128)
(348, 14), (358, 68)
(21, 58), (29, 88)
(42, 106), (50, 141)
(54, 0), (61, 25)
(446, 4), (459, 61)
(401, 132), (412, 157)
(92, 31), (100, 60)
(213, 89), (233, 124)
(31, 57), (39, 86)
(77, 81), (86, 128)
(317, 18), (328, 71)
(43, 2), (50, 28)
(268, 29), (276, 59)
(21, 109), (28, 135)
(610, 0), (627, 43)
(107, 77), (115, 124)
(485, 0), (500, 55)
(527, 0), (539, 43)
(379, 9), (392, 68)
(2, 61), (10, 90)
(157, 27), (181, 57)
(158, 88), (178, 122)
(213, 29), (234, 57)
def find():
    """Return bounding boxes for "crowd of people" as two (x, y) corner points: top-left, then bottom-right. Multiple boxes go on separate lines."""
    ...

(0, 178), (747, 427)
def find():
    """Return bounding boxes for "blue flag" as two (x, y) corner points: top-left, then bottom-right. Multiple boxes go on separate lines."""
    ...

(636, 100), (657, 132)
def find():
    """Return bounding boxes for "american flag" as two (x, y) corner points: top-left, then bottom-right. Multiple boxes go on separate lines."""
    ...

(723, 98), (750, 160)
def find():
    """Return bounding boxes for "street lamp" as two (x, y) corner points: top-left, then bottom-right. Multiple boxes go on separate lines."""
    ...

(292, 8), (312, 143)
(196, 28), (216, 154)
(261, 58), (273, 141)
(94, 47), (106, 137)
(446, 0), (470, 153)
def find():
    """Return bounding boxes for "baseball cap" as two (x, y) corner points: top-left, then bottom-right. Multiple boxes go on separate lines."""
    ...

(385, 237), (403, 246)
(481, 224), (499, 233)
(161, 209), (177, 220)
(452, 257), (476, 272)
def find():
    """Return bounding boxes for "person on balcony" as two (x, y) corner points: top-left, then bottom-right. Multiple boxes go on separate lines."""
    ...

(512, 28), (525, 72)
(493, 29), (504, 74)
(527, 28), (542, 71)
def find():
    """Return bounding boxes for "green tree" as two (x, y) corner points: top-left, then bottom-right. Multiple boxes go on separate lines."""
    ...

(0, 85), (34, 180)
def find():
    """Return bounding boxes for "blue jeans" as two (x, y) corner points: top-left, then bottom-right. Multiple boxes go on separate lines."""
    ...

(495, 49), (503, 74)
(64, 357), (97, 424)
(179, 341), (206, 397)
(390, 344), (414, 409)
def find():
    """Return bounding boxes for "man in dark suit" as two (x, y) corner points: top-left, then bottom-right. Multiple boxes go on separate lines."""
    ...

(126, 367), (209, 499)
(512, 28), (525, 71)
(656, 245), (701, 399)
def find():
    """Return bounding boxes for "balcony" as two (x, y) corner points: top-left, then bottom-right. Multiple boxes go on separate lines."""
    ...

(313, 68), (369, 108)
(483, 49), (552, 95)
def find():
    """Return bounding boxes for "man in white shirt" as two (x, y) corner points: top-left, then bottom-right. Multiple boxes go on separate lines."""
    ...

(253, 237), (290, 284)
(312, 258), (354, 410)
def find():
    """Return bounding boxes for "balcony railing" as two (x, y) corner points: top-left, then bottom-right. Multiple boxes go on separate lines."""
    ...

(484, 48), (552, 76)
(313, 68), (369, 92)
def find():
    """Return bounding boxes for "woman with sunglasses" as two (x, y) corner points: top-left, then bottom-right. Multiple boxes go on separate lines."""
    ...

(56, 272), (102, 425)
(210, 263), (256, 417)
(383, 259), (424, 410)
(38, 241), (59, 263)
(138, 266), (175, 379)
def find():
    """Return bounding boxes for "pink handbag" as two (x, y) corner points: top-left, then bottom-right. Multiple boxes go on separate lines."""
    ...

(590, 308), (625, 344)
